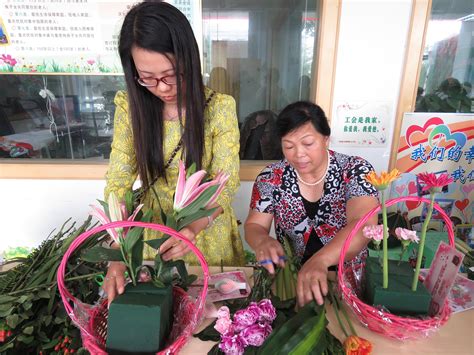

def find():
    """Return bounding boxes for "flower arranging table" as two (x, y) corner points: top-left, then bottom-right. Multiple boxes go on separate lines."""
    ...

(180, 267), (474, 354)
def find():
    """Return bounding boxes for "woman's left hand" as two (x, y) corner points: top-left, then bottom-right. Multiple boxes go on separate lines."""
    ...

(296, 255), (329, 307)
(159, 227), (196, 261)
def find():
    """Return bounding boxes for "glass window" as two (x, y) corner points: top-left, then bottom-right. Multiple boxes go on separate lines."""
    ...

(415, 0), (473, 113)
(202, 0), (320, 160)
(0, 74), (124, 159)
(0, 0), (320, 161)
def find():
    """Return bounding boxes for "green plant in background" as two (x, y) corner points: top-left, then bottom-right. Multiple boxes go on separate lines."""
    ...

(2, 247), (32, 260)
(0, 218), (104, 353)
(416, 77), (472, 113)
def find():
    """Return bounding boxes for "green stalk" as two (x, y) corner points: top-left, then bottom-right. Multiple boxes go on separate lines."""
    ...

(6, 272), (103, 296)
(381, 191), (389, 289)
(119, 242), (136, 286)
(328, 288), (349, 337)
(412, 193), (435, 291)
(337, 294), (358, 336)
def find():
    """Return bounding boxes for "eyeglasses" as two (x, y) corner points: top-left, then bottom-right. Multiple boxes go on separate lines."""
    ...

(135, 74), (180, 88)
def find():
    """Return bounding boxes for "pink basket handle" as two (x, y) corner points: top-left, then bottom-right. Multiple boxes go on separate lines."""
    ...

(57, 221), (209, 326)
(337, 196), (455, 287)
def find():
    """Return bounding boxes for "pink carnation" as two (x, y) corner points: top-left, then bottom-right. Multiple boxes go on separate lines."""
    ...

(395, 227), (419, 243)
(217, 306), (231, 320)
(219, 334), (245, 355)
(233, 303), (261, 332)
(239, 323), (272, 347)
(257, 299), (276, 323)
(215, 317), (234, 335)
(362, 224), (386, 241)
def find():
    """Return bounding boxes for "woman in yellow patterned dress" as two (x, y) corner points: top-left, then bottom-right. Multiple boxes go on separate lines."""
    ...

(103, 2), (244, 303)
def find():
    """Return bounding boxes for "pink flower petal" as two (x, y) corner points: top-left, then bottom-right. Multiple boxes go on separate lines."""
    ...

(205, 173), (230, 208)
(173, 160), (187, 209)
(89, 205), (119, 242)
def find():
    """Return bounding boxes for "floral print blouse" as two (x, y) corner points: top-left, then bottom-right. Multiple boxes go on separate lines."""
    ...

(250, 150), (377, 264)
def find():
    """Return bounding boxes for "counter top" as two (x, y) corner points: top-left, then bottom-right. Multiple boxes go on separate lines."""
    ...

(180, 266), (474, 355)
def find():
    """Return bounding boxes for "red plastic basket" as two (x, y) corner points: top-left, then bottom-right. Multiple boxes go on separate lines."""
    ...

(337, 196), (454, 340)
(57, 220), (209, 354)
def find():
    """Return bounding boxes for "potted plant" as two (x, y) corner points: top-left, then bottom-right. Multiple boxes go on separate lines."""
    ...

(362, 170), (453, 315)
(80, 160), (229, 353)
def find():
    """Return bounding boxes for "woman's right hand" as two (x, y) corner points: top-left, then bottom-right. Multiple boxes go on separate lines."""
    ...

(102, 261), (127, 307)
(254, 237), (286, 274)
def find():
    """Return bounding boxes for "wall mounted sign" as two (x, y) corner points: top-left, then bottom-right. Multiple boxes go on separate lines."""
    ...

(0, 0), (199, 74)
(331, 100), (391, 147)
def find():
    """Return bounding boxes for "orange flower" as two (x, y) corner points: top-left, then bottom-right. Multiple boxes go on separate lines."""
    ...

(344, 335), (373, 355)
(365, 169), (401, 191)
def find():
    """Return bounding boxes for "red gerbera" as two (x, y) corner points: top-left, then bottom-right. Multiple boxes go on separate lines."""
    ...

(417, 172), (453, 193)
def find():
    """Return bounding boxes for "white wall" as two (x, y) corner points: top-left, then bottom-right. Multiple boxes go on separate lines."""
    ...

(0, 0), (415, 251)
(0, 179), (254, 251)
(329, 0), (412, 171)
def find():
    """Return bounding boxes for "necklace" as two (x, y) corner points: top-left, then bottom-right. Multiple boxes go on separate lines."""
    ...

(294, 150), (330, 186)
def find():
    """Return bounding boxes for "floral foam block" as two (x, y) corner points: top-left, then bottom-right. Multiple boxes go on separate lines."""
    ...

(364, 257), (431, 315)
(106, 283), (173, 354)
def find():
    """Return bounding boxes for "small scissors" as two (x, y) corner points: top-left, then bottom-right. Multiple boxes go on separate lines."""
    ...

(95, 271), (129, 286)
(258, 255), (287, 265)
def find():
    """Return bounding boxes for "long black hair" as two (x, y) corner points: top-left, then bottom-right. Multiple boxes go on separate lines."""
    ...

(118, 1), (205, 188)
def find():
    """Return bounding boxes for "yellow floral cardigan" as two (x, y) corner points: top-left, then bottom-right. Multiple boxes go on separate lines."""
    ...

(104, 88), (245, 266)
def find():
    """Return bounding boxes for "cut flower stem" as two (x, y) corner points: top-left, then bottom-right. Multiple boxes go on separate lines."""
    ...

(412, 193), (435, 291)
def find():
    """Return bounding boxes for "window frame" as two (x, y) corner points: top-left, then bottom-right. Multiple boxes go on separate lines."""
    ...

(388, 0), (432, 169)
(0, 0), (341, 182)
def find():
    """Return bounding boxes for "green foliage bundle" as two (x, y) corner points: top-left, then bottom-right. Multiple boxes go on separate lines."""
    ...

(0, 218), (105, 354)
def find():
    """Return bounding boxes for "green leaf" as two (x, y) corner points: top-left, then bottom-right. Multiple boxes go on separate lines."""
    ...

(41, 337), (60, 350)
(153, 279), (165, 288)
(23, 326), (34, 335)
(165, 215), (177, 231)
(6, 314), (20, 328)
(145, 237), (170, 250)
(18, 295), (29, 304)
(141, 209), (153, 223)
(130, 239), (144, 281)
(186, 162), (197, 178)
(167, 260), (189, 285)
(0, 340), (14, 352)
(125, 190), (134, 215)
(0, 304), (13, 317)
(37, 289), (51, 299)
(97, 199), (110, 219)
(287, 306), (327, 354)
(81, 246), (123, 262)
(175, 185), (218, 220)
(47, 285), (57, 314)
(23, 301), (33, 311)
(194, 320), (219, 342)
(54, 316), (65, 324)
(0, 295), (16, 304)
(177, 207), (216, 231)
(17, 334), (34, 344)
(258, 302), (321, 355)
(123, 226), (143, 252)
(43, 315), (52, 326)
(158, 265), (175, 285)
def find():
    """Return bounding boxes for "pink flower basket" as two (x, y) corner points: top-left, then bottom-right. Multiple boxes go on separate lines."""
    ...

(337, 196), (455, 340)
(57, 221), (209, 354)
